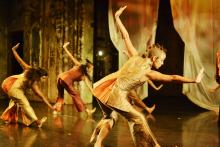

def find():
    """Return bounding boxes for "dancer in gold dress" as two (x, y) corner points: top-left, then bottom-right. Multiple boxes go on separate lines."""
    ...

(90, 6), (204, 147)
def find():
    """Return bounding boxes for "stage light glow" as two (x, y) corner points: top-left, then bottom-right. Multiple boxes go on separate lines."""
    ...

(98, 50), (103, 56)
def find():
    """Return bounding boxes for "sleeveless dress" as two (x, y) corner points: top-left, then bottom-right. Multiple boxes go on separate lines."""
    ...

(93, 55), (152, 111)
(92, 56), (158, 146)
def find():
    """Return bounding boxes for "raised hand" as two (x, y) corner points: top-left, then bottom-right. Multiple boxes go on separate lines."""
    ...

(63, 41), (81, 65)
(156, 84), (163, 90)
(63, 42), (70, 49)
(115, 6), (127, 18)
(11, 42), (31, 70)
(195, 68), (204, 83)
(12, 43), (20, 50)
(114, 5), (138, 57)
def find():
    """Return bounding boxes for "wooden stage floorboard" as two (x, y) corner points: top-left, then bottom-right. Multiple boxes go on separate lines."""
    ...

(0, 99), (219, 147)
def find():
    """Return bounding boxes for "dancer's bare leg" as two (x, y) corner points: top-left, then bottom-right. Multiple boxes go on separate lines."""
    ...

(145, 104), (156, 114)
(109, 100), (159, 146)
(90, 103), (117, 147)
(94, 119), (113, 147)
(90, 112), (117, 146)
(86, 107), (96, 117)
(90, 121), (102, 143)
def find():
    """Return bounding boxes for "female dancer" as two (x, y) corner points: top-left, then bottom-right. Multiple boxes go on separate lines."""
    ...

(1, 43), (53, 127)
(90, 6), (204, 147)
(123, 44), (163, 114)
(53, 42), (95, 114)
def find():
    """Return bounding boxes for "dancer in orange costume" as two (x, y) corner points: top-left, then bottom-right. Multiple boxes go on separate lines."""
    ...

(53, 42), (95, 114)
(1, 43), (53, 127)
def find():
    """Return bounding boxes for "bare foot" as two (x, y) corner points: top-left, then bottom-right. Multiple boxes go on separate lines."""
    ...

(86, 107), (96, 117)
(4, 121), (10, 124)
(146, 104), (156, 114)
(37, 117), (47, 128)
(53, 103), (61, 110)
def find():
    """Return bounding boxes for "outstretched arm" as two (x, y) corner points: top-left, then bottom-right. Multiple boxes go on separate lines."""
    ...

(128, 90), (155, 114)
(63, 42), (81, 66)
(147, 79), (163, 90)
(146, 68), (204, 83)
(32, 82), (53, 110)
(115, 6), (138, 57)
(12, 43), (31, 70)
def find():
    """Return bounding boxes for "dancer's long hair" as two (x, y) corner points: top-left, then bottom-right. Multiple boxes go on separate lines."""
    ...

(80, 59), (93, 81)
(24, 67), (48, 87)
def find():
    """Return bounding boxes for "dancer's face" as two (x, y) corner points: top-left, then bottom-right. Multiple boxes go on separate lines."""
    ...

(152, 53), (166, 69)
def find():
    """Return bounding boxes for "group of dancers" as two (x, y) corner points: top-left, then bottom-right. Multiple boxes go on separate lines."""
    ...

(0, 6), (205, 147)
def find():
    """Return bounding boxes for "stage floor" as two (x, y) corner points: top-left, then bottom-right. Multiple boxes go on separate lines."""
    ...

(0, 99), (219, 147)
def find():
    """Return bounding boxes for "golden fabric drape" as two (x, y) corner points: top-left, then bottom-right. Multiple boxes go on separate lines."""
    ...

(170, 0), (220, 111)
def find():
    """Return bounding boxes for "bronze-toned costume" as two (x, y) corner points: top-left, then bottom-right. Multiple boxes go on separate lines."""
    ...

(93, 55), (158, 146)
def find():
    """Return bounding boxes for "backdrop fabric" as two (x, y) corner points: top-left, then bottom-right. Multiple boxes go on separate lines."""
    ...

(170, 0), (220, 111)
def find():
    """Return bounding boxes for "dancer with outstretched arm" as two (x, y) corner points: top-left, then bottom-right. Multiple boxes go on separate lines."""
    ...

(1, 43), (53, 127)
(90, 6), (204, 147)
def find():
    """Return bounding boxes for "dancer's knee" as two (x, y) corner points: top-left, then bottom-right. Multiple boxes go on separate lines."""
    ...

(130, 112), (146, 124)
(101, 118), (115, 130)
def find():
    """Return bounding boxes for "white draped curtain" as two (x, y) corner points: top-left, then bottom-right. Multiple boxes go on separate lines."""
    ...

(108, 0), (159, 99)
(170, 0), (220, 111)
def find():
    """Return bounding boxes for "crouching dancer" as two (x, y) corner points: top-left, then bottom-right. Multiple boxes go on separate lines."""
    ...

(1, 43), (53, 127)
